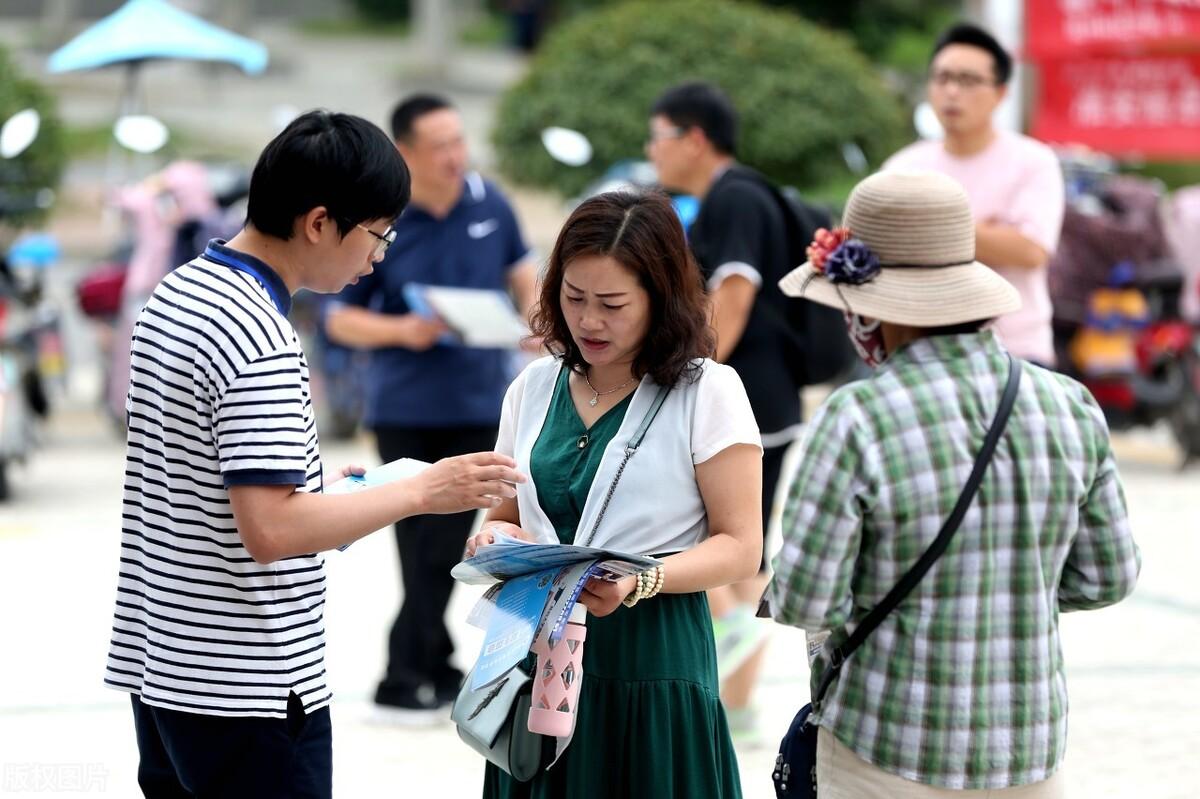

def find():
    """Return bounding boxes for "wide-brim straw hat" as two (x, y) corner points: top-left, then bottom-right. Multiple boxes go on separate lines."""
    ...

(779, 170), (1021, 327)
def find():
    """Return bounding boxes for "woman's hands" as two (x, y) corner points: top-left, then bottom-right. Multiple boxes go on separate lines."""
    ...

(577, 574), (637, 618)
(463, 520), (533, 559)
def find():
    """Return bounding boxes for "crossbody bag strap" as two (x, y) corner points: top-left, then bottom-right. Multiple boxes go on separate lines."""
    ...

(813, 354), (1023, 707)
(575, 384), (672, 549)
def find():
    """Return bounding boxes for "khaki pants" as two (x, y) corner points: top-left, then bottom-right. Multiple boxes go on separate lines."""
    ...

(816, 727), (1066, 799)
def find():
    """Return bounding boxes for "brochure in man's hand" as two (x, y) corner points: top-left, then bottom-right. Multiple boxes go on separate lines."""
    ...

(323, 457), (431, 495)
(324, 458), (431, 550)
(451, 530), (660, 585)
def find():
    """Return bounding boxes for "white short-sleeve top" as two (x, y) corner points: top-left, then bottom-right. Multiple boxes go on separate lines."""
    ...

(496, 356), (762, 555)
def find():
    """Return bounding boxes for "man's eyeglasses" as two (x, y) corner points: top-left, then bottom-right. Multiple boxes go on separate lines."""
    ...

(645, 126), (687, 146)
(357, 224), (397, 259)
(929, 70), (996, 90)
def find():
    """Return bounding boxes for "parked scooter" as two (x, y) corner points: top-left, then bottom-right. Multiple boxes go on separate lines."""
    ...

(1049, 153), (1200, 464)
(75, 160), (248, 426)
(0, 109), (60, 499)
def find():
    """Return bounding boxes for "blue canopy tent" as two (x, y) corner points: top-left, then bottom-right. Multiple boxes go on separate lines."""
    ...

(47, 0), (268, 117)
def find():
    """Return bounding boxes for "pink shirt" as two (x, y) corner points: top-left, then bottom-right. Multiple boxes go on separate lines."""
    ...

(885, 131), (1064, 365)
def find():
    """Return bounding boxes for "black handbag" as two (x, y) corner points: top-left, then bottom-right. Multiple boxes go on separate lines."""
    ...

(772, 354), (1022, 797)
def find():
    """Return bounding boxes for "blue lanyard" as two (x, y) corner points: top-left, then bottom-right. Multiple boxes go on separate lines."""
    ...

(201, 244), (289, 315)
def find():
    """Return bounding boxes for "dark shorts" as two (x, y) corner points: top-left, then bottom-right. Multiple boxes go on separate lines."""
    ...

(130, 692), (332, 799)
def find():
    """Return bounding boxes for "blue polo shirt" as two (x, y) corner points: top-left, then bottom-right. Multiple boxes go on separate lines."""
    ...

(333, 173), (530, 429)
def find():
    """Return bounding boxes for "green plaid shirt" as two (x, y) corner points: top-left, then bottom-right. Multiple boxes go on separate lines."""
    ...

(766, 331), (1140, 789)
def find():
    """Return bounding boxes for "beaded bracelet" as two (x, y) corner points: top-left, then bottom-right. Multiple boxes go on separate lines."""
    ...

(621, 571), (646, 608)
(621, 565), (665, 608)
(646, 565), (665, 598)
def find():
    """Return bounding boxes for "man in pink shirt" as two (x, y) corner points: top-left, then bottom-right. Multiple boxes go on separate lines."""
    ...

(886, 23), (1064, 366)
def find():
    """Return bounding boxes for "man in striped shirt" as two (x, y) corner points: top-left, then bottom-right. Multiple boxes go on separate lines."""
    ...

(766, 171), (1140, 796)
(105, 110), (525, 798)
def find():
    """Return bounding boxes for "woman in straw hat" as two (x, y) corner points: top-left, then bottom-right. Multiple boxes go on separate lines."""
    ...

(763, 170), (1140, 797)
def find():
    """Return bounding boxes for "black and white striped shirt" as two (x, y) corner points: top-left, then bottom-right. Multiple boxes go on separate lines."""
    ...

(105, 241), (329, 718)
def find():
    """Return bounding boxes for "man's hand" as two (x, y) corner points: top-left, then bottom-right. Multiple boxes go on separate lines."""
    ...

(412, 452), (525, 514)
(578, 575), (637, 618)
(325, 464), (366, 488)
(399, 314), (450, 351)
(463, 520), (532, 558)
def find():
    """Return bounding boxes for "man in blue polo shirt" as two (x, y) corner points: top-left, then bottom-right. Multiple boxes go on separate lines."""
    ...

(325, 94), (536, 721)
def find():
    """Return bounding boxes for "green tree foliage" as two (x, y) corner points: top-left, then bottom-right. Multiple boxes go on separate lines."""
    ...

(0, 45), (65, 227)
(513, 0), (959, 76)
(761, 0), (961, 74)
(492, 0), (908, 196)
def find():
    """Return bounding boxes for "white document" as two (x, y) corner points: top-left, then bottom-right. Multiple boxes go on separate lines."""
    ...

(420, 285), (528, 349)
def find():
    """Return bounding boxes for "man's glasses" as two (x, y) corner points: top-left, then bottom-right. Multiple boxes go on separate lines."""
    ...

(929, 70), (996, 90)
(645, 126), (687, 146)
(357, 224), (397, 259)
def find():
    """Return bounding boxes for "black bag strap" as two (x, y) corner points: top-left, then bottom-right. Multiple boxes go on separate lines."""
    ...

(575, 384), (671, 548)
(813, 354), (1023, 706)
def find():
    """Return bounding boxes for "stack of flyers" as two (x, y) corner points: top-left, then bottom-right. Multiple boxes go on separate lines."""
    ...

(451, 530), (659, 586)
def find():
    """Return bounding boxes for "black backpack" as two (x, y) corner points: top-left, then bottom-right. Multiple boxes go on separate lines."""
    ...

(723, 167), (856, 387)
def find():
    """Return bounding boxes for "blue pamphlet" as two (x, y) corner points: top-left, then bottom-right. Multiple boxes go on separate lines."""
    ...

(471, 569), (557, 690)
(325, 458), (431, 550)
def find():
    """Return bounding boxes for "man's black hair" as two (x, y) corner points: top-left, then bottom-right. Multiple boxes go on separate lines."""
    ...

(390, 93), (454, 142)
(245, 110), (410, 240)
(650, 82), (739, 156)
(931, 23), (1013, 86)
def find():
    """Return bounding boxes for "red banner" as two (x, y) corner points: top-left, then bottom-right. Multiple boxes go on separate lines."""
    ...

(1027, 0), (1200, 58)
(1032, 54), (1200, 155)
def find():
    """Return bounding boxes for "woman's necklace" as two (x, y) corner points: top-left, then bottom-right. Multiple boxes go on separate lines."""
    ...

(582, 369), (634, 407)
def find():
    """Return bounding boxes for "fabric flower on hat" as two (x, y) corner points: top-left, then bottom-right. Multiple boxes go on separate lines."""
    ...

(806, 227), (850, 271)
(807, 226), (881, 286)
(824, 239), (881, 285)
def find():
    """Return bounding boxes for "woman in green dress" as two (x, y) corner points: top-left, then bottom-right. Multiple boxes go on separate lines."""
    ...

(464, 191), (763, 798)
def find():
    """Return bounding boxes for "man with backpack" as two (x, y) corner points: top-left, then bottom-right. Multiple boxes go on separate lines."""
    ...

(648, 81), (846, 741)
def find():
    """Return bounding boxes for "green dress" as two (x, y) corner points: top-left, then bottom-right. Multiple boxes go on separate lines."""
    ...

(482, 368), (742, 799)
